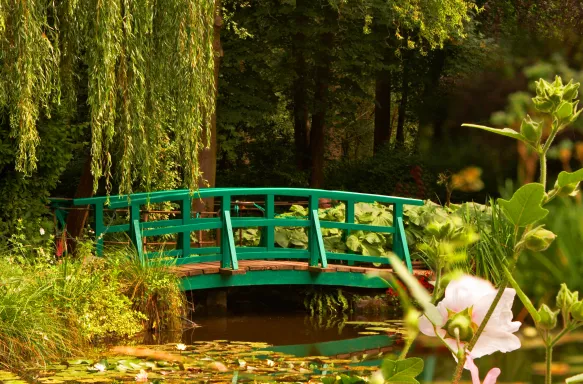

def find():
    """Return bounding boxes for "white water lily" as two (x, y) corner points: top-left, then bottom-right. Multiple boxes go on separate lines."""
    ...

(93, 363), (106, 372)
(418, 274), (521, 359)
(266, 359), (275, 367)
(175, 343), (186, 351)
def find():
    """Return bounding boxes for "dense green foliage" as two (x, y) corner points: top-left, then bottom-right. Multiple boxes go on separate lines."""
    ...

(0, 0), (215, 195)
(0, 241), (185, 369)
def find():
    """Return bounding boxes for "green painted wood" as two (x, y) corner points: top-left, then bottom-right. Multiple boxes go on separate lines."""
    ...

(71, 187), (422, 287)
(142, 220), (221, 237)
(319, 221), (395, 233)
(178, 198), (191, 258)
(235, 250), (310, 260)
(223, 210), (238, 270)
(95, 203), (104, 256)
(345, 200), (356, 266)
(231, 218), (309, 228)
(265, 194), (275, 251)
(221, 197), (231, 268)
(397, 217), (413, 273)
(308, 196), (319, 267)
(392, 203), (404, 260)
(75, 188), (190, 206)
(263, 335), (393, 357)
(133, 219), (145, 264)
(312, 209), (328, 268)
(80, 187), (424, 210)
(180, 269), (391, 290)
(326, 253), (389, 264)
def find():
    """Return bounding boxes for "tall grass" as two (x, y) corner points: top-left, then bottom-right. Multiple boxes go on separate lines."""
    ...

(0, 243), (186, 369)
(0, 260), (81, 369)
(464, 199), (514, 285)
(115, 245), (186, 331)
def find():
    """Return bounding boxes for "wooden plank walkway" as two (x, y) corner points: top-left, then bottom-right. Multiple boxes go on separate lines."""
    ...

(174, 260), (429, 278)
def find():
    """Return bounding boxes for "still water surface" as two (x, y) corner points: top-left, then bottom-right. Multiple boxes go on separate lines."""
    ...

(184, 312), (583, 383)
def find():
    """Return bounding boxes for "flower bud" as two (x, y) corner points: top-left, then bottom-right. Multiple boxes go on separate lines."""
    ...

(570, 301), (583, 322)
(563, 80), (580, 101)
(537, 304), (559, 330)
(555, 101), (574, 120)
(556, 284), (578, 312)
(520, 115), (542, 144)
(525, 228), (556, 252)
(444, 308), (474, 342)
(532, 96), (554, 113)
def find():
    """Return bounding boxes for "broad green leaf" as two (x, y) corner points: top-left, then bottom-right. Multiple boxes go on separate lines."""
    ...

(387, 255), (442, 325)
(498, 183), (549, 227)
(346, 234), (362, 252)
(361, 243), (383, 256)
(381, 358), (424, 384)
(556, 168), (583, 188)
(274, 230), (290, 248)
(566, 373), (583, 384)
(462, 124), (527, 142)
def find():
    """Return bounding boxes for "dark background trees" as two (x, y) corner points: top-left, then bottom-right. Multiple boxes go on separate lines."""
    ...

(2, 0), (583, 237)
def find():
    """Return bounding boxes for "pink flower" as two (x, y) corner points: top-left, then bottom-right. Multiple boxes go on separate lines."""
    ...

(418, 274), (521, 359)
(466, 356), (501, 384)
(135, 369), (148, 382)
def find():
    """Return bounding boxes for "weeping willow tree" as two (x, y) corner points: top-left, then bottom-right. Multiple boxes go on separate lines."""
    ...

(0, 0), (216, 195)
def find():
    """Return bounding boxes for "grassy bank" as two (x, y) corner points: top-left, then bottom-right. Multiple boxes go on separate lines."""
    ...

(0, 245), (185, 370)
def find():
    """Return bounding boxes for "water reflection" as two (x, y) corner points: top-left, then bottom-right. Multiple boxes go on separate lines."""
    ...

(184, 313), (396, 346)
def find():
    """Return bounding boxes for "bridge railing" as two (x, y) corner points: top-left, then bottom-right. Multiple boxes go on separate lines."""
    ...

(73, 188), (424, 272)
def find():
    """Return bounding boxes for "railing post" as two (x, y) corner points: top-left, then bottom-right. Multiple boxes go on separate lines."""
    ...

(392, 203), (413, 272)
(220, 195), (232, 268)
(261, 194), (275, 251)
(392, 203), (404, 259)
(309, 195), (320, 267)
(129, 202), (142, 260)
(344, 199), (355, 266)
(95, 203), (104, 257)
(178, 198), (191, 258)
(311, 209), (328, 268)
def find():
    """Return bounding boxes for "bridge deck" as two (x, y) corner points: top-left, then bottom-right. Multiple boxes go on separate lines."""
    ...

(175, 260), (429, 278)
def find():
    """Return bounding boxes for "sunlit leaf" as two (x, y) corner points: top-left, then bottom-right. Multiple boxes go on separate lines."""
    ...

(498, 183), (549, 227)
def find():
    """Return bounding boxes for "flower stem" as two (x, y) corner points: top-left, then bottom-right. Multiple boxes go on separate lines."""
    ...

(399, 333), (416, 360)
(503, 265), (541, 322)
(545, 344), (553, 384)
(451, 352), (467, 384)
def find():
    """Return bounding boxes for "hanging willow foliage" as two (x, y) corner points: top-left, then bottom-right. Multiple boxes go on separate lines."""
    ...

(0, 0), (216, 194)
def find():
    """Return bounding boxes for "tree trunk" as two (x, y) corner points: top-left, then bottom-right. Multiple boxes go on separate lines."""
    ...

(65, 154), (94, 254)
(309, 21), (334, 188)
(396, 55), (410, 147)
(373, 69), (392, 153)
(194, 0), (222, 214)
(292, 7), (310, 171)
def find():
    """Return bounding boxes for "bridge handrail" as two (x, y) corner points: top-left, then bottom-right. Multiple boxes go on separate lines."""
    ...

(72, 188), (424, 272)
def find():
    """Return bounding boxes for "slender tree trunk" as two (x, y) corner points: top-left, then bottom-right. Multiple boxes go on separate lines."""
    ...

(309, 19), (334, 188)
(195, 0), (222, 214)
(65, 154), (94, 254)
(292, 6), (310, 171)
(396, 55), (410, 147)
(374, 69), (392, 153)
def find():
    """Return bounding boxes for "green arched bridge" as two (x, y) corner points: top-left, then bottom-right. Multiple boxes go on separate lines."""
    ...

(64, 188), (424, 291)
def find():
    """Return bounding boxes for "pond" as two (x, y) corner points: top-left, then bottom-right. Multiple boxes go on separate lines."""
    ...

(4, 312), (583, 383)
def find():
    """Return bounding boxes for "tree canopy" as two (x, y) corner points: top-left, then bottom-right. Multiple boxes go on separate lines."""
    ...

(0, 0), (216, 194)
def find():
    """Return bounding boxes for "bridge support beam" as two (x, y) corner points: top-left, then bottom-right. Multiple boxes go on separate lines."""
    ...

(206, 289), (228, 314)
